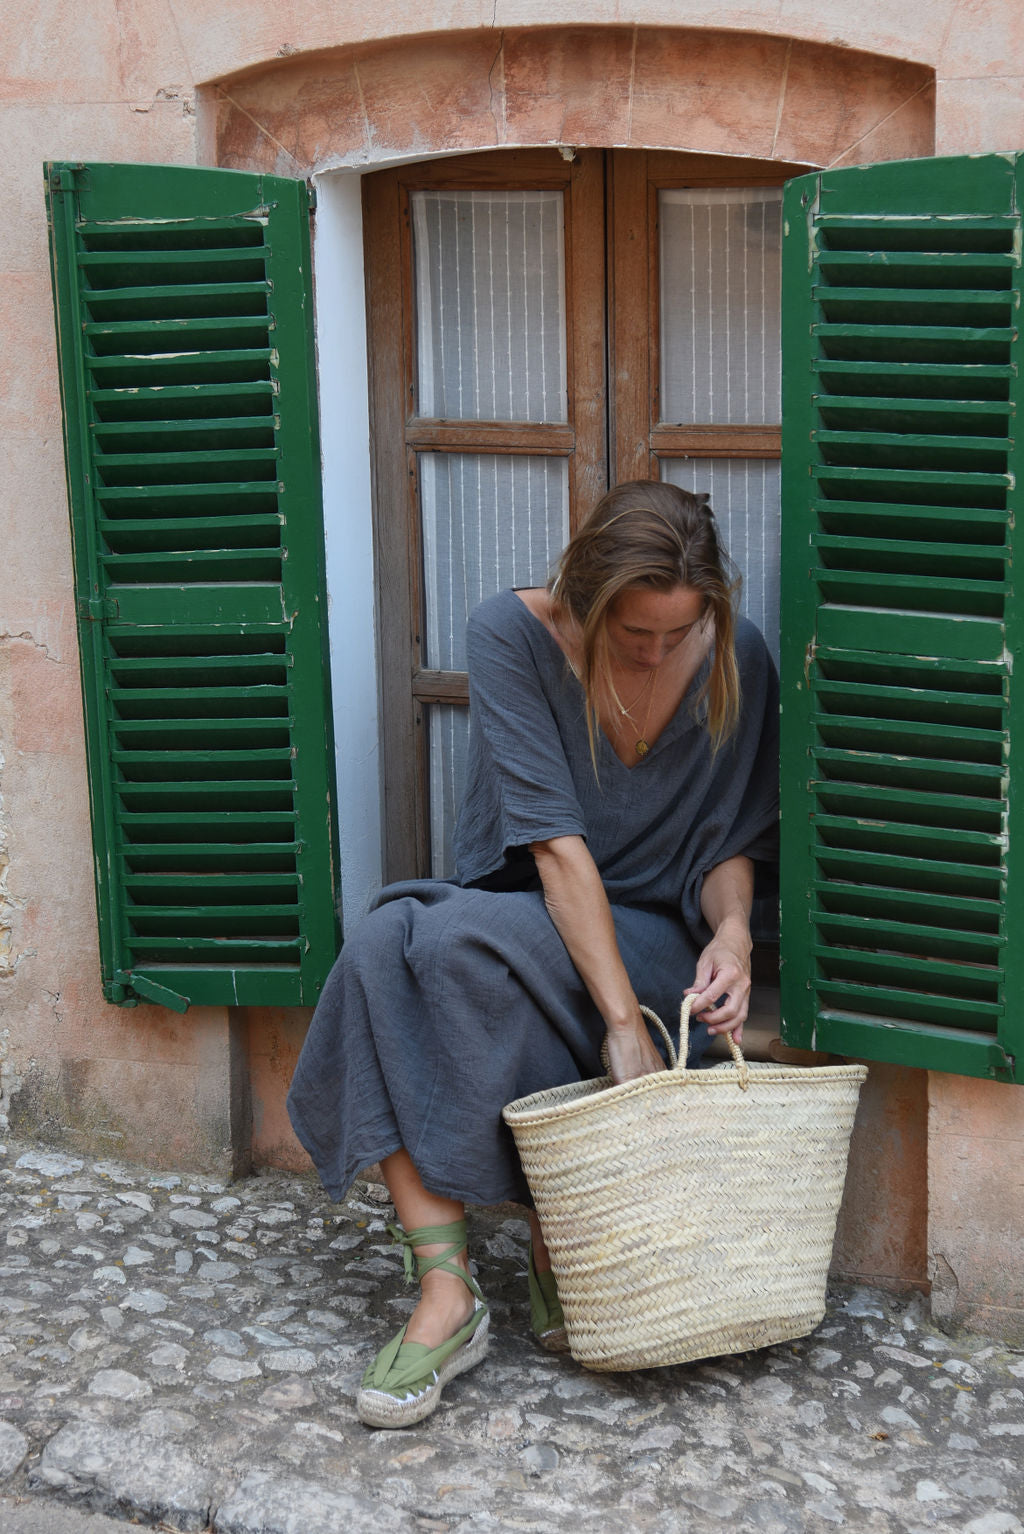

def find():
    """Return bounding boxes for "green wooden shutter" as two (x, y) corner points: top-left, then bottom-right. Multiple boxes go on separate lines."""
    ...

(46, 162), (340, 1012)
(780, 153), (1022, 1084)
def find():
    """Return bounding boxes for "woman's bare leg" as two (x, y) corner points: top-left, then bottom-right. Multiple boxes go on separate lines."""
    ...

(379, 1148), (476, 1348)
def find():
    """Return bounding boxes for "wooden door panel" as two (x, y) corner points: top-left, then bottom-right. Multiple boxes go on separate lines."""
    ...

(365, 149), (607, 879)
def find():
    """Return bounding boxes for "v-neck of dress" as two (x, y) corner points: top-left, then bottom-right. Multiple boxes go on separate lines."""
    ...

(511, 588), (711, 772)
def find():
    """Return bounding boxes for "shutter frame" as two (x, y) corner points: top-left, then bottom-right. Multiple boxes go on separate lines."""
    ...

(779, 152), (1022, 1085)
(46, 161), (340, 1011)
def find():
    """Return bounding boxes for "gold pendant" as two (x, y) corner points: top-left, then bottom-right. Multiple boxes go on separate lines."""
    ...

(635, 739), (649, 757)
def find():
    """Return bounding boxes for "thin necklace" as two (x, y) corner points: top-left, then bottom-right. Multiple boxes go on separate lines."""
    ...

(616, 669), (656, 717)
(617, 668), (659, 757)
(562, 643), (660, 757)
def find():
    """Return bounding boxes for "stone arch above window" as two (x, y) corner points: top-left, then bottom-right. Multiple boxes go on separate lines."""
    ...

(204, 27), (934, 176)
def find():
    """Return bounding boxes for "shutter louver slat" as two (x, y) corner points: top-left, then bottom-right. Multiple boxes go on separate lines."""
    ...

(814, 362), (1014, 400)
(87, 351), (275, 388)
(47, 163), (339, 1009)
(780, 156), (1022, 1082)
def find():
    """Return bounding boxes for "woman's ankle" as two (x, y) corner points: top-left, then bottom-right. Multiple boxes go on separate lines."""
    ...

(527, 1210), (553, 1273)
(404, 1265), (476, 1346)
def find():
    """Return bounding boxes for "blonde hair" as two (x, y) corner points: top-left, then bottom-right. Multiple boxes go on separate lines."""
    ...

(549, 481), (742, 768)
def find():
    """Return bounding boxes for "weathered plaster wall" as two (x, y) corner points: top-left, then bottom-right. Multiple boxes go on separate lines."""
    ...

(208, 28), (933, 175)
(1, 2), (231, 1171)
(928, 1075), (1024, 1345)
(831, 1064), (930, 1293)
(154, 0), (1024, 158)
(243, 1008), (314, 1172)
(3, 0), (1024, 1337)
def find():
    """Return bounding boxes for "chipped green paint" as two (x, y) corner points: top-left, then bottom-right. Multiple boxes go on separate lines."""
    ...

(780, 152), (1023, 1084)
(46, 162), (340, 1011)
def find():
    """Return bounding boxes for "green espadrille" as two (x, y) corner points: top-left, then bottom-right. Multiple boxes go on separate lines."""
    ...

(356, 1219), (489, 1428)
(528, 1240), (569, 1353)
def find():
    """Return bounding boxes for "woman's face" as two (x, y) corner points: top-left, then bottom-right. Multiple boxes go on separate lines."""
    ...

(605, 585), (706, 672)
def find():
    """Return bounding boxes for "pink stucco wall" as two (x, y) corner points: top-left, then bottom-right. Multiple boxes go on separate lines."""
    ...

(928, 1075), (1024, 1339)
(4, 0), (1024, 1334)
(208, 29), (933, 174)
(831, 1063), (930, 1295)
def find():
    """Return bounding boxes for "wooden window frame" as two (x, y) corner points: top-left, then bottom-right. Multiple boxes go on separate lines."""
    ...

(365, 148), (806, 883)
(609, 150), (808, 481)
(364, 149), (608, 880)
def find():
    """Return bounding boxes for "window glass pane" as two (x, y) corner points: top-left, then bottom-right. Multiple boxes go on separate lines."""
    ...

(413, 190), (568, 423)
(419, 453), (569, 671)
(427, 703), (470, 880)
(661, 458), (780, 662)
(659, 188), (782, 426)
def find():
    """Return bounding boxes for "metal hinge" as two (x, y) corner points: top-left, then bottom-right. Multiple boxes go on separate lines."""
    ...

(48, 164), (84, 192)
(114, 970), (191, 1014)
(77, 595), (118, 622)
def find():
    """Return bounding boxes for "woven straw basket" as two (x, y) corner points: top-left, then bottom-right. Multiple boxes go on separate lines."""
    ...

(502, 998), (867, 1372)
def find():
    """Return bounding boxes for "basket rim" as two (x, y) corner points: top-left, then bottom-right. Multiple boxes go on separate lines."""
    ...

(502, 1059), (868, 1128)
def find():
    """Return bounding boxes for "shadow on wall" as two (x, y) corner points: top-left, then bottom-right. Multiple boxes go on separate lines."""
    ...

(244, 1007), (315, 1172)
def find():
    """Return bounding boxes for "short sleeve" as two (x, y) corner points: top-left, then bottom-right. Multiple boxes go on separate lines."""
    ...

(454, 593), (588, 883)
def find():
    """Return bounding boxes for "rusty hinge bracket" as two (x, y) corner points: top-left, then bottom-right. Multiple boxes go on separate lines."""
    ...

(48, 164), (85, 193)
(803, 639), (817, 688)
(77, 595), (118, 623)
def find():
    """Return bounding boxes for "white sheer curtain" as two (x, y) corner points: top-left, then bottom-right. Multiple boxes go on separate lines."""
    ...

(420, 453), (569, 876)
(659, 188), (782, 426)
(427, 704), (472, 881)
(413, 189), (572, 872)
(413, 189), (568, 423)
(419, 453), (569, 672)
(660, 187), (782, 661)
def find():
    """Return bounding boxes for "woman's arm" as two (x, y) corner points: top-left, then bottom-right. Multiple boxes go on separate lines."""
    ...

(684, 854), (754, 1041)
(530, 834), (666, 1084)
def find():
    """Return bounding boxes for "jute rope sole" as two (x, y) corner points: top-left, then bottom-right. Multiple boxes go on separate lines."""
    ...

(356, 1307), (490, 1427)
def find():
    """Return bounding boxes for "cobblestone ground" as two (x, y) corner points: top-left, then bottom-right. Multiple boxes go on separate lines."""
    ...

(0, 1137), (1022, 1533)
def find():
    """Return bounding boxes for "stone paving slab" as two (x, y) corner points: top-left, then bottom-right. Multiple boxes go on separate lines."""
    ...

(1, 1136), (1023, 1533)
(0, 1494), (139, 1533)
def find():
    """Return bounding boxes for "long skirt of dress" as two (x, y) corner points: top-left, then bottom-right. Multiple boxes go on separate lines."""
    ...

(286, 880), (709, 1206)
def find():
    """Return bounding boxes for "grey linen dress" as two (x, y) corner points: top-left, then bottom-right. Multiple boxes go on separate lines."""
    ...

(287, 589), (779, 1206)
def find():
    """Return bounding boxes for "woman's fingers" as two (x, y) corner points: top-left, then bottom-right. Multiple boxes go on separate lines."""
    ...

(701, 990), (749, 1032)
(708, 1011), (746, 1044)
(685, 940), (751, 1035)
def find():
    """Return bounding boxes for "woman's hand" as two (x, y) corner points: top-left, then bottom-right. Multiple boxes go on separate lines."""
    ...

(685, 918), (752, 1043)
(603, 1012), (668, 1085)
(686, 856), (756, 1045)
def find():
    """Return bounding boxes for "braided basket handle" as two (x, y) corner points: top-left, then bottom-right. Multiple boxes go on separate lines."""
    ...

(638, 1004), (678, 1068)
(678, 993), (750, 1090)
(603, 994), (750, 1090)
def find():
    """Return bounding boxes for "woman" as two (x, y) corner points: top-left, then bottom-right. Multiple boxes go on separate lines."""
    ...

(287, 481), (779, 1427)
